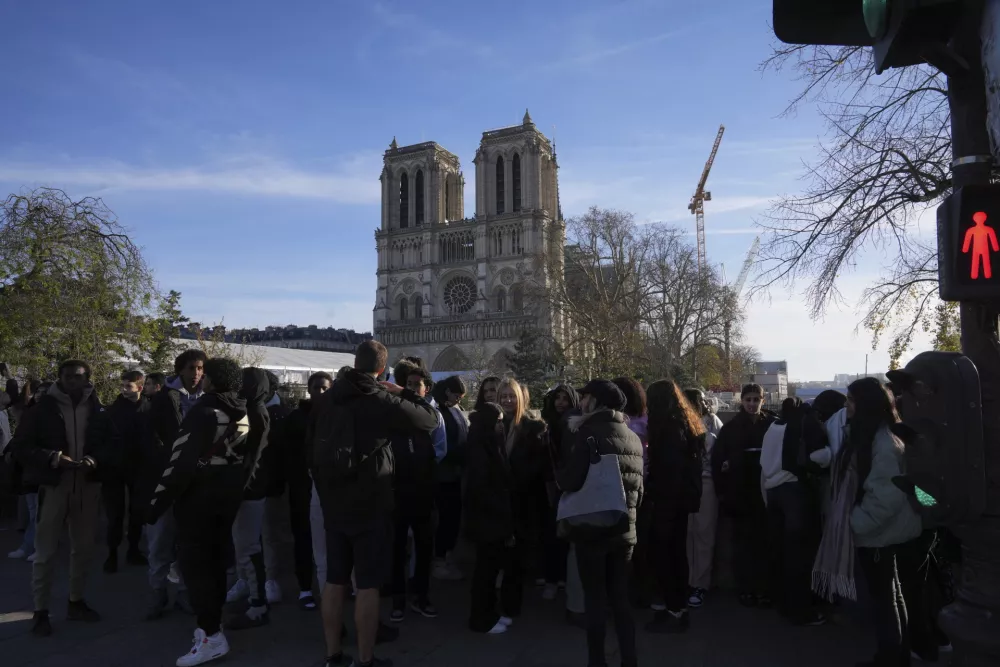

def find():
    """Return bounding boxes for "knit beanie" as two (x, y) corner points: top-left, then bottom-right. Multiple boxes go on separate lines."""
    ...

(205, 358), (243, 394)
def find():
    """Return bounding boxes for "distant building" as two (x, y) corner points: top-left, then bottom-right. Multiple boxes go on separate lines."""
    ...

(755, 360), (788, 375)
(179, 324), (372, 354)
(834, 372), (888, 385)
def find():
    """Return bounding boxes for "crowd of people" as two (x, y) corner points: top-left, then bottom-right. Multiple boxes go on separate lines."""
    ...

(0, 346), (959, 667)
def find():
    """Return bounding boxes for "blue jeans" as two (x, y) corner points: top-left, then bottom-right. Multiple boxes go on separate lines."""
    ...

(19, 493), (38, 555)
(147, 509), (184, 590)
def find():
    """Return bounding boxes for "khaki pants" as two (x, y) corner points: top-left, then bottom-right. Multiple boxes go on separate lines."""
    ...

(687, 476), (719, 590)
(32, 480), (102, 611)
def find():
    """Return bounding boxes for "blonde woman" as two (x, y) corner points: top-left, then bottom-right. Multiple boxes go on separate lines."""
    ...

(465, 378), (546, 634)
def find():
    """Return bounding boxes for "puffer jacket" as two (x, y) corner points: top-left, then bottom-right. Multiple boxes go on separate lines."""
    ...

(851, 425), (923, 548)
(556, 409), (644, 546)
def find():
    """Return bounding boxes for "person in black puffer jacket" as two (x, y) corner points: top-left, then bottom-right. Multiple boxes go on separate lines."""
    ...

(388, 360), (441, 622)
(556, 379), (644, 667)
(711, 383), (776, 607)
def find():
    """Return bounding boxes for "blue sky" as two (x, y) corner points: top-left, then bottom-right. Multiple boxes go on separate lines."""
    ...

(0, 0), (921, 381)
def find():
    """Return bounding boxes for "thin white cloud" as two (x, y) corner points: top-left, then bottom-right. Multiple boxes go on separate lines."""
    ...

(0, 155), (381, 204)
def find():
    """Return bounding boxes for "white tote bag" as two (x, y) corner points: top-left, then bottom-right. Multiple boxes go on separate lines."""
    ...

(556, 436), (629, 540)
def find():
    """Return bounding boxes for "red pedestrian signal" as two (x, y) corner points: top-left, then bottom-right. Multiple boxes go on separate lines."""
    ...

(962, 211), (999, 280)
(938, 185), (1000, 301)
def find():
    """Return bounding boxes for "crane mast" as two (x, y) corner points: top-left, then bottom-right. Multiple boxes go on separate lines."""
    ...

(688, 125), (725, 271)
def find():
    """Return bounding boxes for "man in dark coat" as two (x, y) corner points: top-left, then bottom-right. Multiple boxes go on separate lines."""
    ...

(556, 379), (644, 667)
(103, 369), (151, 573)
(146, 357), (250, 667)
(13, 360), (119, 637)
(310, 340), (438, 667)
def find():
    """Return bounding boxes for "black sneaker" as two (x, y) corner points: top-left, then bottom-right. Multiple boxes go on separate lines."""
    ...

(125, 548), (148, 567)
(67, 599), (100, 622)
(144, 588), (169, 621)
(410, 598), (438, 619)
(645, 609), (689, 634)
(298, 592), (317, 611)
(31, 610), (52, 637)
(326, 652), (352, 666)
(797, 612), (827, 627)
(351, 658), (393, 667)
(389, 607), (404, 623)
(103, 553), (118, 574)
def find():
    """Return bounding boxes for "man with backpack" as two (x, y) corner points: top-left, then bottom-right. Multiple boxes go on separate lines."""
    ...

(146, 357), (250, 667)
(310, 340), (439, 667)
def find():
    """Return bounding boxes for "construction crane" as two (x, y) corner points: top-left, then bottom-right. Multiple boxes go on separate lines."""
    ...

(724, 236), (760, 388)
(688, 125), (726, 271)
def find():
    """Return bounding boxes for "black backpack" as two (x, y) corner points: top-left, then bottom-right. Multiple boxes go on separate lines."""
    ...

(309, 393), (359, 483)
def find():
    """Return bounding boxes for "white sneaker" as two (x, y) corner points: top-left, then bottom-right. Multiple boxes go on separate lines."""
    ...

(542, 584), (557, 601)
(168, 562), (182, 584)
(7, 549), (27, 559)
(265, 580), (282, 604)
(176, 628), (229, 666)
(498, 616), (513, 627)
(27, 552), (37, 563)
(226, 579), (248, 603)
(487, 620), (508, 634)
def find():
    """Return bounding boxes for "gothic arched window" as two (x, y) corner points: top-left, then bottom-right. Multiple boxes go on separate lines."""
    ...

(512, 153), (521, 212)
(495, 155), (505, 215)
(415, 170), (425, 226)
(413, 294), (423, 319)
(399, 172), (409, 229)
(399, 298), (408, 321)
(496, 288), (506, 312)
(511, 284), (524, 312)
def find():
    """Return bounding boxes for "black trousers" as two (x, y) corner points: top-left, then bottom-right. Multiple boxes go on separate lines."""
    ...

(857, 544), (911, 667)
(103, 478), (142, 551)
(468, 541), (524, 632)
(286, 468), (314, 592)
(575, 542), (638, 667)
(766, 481), (820, 622)
(650, 511), (690, 613)
(175, 467), (244, 633)
(391, 510), (433, 604)
(434, 480), (462, 559)
(733, 502), (770, 597)
(896, 532), (936, 660)
(542, 499), (568, 584)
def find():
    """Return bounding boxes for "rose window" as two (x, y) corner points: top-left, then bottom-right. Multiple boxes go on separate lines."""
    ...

(443, 276), (476, 313)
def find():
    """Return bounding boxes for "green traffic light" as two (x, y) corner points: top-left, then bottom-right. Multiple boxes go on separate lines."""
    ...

(863, 0), (889, 39)
(914, 486), (938, 508)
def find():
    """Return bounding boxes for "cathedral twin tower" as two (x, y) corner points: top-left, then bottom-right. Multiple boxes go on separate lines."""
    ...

(373, 111), (565, 373)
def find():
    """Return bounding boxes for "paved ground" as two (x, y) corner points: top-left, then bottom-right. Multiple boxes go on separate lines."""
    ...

(0, 520), (875, 667)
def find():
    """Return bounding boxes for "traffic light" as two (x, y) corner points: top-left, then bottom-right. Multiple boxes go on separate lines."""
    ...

(938, 184), (1000, 301)
(773, 1), (964, 73)
(886, 351), (985, 527)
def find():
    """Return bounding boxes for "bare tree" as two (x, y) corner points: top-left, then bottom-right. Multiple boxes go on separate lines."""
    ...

(754, 45), (951, 362)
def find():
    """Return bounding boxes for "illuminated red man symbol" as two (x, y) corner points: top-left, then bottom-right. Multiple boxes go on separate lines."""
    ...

(963, 211), (1000, 280)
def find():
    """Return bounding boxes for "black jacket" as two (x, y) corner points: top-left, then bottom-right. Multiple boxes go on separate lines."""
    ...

(141, 380), (201, 506)
(711, 409), (776, 515)
(556, 409), (645, 546)
(390, 426), (437, 516)
(107, 394), (151, 482)
(12, 384), (118, 487)
(464, 404), (516, 544)
(146, 391), (249, 524)
(264, 398), (293, 497)
(284, 399), (312, 485)
(542, 384), (580, 467)
(309, 369), (438, 527)
(240, 369), (272, 500)
(646, 423), (705, 516)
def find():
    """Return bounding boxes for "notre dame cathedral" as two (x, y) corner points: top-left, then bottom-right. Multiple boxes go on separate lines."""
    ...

(373, 110), (567, 372)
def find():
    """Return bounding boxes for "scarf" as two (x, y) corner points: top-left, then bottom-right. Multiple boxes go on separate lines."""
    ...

(811, 452), (858, 602)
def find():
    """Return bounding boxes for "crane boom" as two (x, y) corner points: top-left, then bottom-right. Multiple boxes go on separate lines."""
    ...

(732, 236), (760, 297)
(688, 125), (726, 271)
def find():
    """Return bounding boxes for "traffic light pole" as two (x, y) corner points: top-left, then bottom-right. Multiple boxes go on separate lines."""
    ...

(942, 3), (1000, 664)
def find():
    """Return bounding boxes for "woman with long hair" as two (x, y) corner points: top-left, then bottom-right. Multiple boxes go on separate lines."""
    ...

(474, 376), (501, 412)
(813, 378), (922, 666)
(643, 379), (706, 633)
(431, 375), (470, 581)
(682, 388), (720, 609)
(539, 384), (579, 602)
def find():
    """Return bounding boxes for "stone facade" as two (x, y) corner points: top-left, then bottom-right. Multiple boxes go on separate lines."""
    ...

(373, 111), (565, 372)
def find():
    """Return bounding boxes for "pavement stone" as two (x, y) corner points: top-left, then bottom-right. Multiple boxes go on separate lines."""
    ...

(0, 522), (874, 667)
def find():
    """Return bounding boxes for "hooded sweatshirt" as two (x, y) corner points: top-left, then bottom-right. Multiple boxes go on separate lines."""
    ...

(240, 368), (272, 499)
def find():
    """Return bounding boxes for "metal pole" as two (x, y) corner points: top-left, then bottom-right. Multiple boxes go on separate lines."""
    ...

(939, 3), (1000, 665)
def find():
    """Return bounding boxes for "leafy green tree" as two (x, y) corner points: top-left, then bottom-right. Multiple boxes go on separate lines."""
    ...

(0, 188), (156, 403)
(137, 289), (189, 373)
(932, 301), (961, 353)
